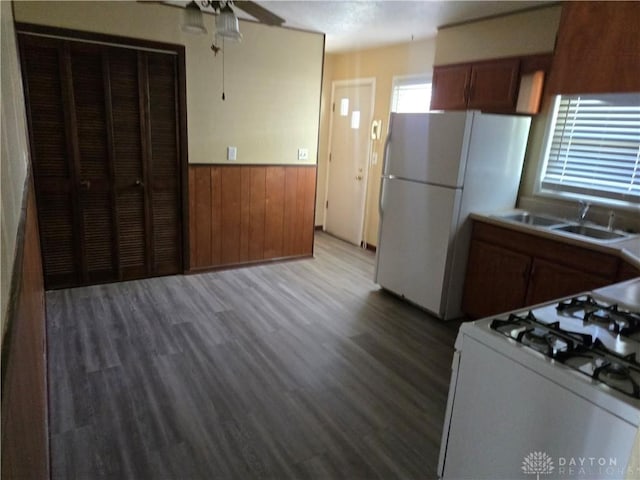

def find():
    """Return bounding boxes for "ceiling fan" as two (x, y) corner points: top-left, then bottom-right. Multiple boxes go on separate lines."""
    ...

(183, 1), (285, 35)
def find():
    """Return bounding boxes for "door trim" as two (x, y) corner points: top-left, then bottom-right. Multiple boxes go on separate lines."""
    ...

(323, 77), (376, 245)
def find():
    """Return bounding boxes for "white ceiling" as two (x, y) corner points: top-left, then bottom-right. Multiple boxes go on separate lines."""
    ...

(238, 1), (553, 53)
(167, 1), (553, 53)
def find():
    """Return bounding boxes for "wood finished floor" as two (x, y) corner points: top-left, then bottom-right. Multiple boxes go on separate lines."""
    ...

(47, 232), (460, 479)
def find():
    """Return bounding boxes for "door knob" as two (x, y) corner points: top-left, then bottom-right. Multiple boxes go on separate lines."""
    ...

(355, 175), (363, 180)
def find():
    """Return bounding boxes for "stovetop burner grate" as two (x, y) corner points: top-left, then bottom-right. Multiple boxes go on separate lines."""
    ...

(490, 309), (640, 399)
(556, 295), (640, 336)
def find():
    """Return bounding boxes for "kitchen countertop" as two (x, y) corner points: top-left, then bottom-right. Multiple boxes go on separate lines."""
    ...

(470, 209), (640, 270)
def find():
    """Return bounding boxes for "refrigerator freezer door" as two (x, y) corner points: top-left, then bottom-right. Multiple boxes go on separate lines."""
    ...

(386, 112), (471, 187)
(375, 178), (460, 316)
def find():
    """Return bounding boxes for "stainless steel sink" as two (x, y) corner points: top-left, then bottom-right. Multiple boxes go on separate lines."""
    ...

(551, 224), (628, 241)
(496, 212), (566, 227)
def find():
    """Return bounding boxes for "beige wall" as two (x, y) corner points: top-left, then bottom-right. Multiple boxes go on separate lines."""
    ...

(1, 0), (30, 340)
(317, 38), (437, 244)
(434, 5), (561, 65)
(14, 1), (324, 166)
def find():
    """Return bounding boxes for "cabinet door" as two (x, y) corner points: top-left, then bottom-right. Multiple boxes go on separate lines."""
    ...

(462, 240), (531, 318)
(618, 261), (640, 282)
(548, 1), (640, 94)
(525, 259), (610, 306)
(467, 59), (520, 111)
(431, 65), (470, 110)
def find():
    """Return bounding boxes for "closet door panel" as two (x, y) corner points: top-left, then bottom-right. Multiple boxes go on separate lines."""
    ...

(19, 32), (184, 287)
(147, 52), (182, 275)
(19, 35), (79, 288)
(69, 44), (117, 282)
(108, 48), (148, 278)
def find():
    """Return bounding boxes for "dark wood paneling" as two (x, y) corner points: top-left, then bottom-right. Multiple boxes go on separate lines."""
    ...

(283, 168), (299, 256)
(193, 166), (212, 267)
(548, 1), (640, 95)
(301, 168), (316, 254)
(220, 167), (241, 265)
(210, 167), (223, 265)
(239, 168), (252, 262)
(264, 167), (286, 259)
(1, 177), (49, 479)
(248, 167), (266, 262)
(188, 165), (316, 270)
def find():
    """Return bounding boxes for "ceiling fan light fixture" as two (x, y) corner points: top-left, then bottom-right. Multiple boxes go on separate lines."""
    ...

(215, 4), (242, 42)
(182, 1), (207, 35)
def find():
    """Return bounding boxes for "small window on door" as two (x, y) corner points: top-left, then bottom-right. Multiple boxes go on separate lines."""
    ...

(390, 74), (432, 113)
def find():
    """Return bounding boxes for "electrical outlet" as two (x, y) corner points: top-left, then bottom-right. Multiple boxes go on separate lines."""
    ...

(227, 146), (237, 161)
(298, 148), (309, 161)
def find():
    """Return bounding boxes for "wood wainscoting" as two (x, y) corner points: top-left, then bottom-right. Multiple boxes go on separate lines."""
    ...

(1, 177), (49, 479)
(188, 165), (316, 270)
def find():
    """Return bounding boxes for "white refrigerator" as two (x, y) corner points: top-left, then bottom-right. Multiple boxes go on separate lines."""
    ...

(374, 111), (531, 320)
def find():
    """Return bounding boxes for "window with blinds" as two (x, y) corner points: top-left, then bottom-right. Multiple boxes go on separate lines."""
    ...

(390, 75), (432, 113)
(540, 93), (640, 204)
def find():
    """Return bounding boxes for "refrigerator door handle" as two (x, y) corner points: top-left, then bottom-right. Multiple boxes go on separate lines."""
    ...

(381, 131), (392, 177)
(379, 132), (392, 218)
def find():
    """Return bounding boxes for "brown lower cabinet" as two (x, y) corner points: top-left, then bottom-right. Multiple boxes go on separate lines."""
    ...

(19, 31), (184, 289)
(462, 221), (640, 318)
(463, 240), (531, 317)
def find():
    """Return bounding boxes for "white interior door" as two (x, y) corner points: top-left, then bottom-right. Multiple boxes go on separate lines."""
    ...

(325, 82), (374, 245)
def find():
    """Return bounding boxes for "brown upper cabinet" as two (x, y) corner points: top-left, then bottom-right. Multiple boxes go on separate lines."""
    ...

(548, 1), (640, 94)
(431, 58), (520, 111)
(431, 55), (550, 114)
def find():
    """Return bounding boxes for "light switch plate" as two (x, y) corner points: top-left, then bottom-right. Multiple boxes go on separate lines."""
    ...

(227, 146), (237, 161)
(298, 148), (309, 161)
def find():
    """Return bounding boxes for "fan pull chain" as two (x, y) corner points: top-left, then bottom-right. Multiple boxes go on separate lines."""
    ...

(222, 38), (226, 101)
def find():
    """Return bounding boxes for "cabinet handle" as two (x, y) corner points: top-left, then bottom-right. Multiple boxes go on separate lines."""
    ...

(79, 179), (91, 190)
(135, 179), (145, 188)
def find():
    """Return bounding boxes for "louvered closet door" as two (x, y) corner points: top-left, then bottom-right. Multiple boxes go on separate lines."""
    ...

(69, 43), (118, 284)
(20, 33), (183, 289)
(146, 52), (182, 275)
(20, 36), (81, 288)
(107, 48), (148, 279)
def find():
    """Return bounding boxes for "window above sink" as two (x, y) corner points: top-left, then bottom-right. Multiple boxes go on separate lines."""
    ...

(536, 93), (640, 208)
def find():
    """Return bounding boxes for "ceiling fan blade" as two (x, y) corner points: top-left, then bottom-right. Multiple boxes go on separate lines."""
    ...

(233, 1), (285, 26)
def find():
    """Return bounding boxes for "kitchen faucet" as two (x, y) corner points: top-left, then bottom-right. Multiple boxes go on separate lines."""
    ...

(577, 200), (590, 223)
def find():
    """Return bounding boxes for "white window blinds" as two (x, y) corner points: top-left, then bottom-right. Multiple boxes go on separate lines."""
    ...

(390, 75), (432, 113)
(541, 93), (640, 203)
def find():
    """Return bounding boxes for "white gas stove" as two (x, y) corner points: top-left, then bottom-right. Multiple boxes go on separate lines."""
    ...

(438, 278), (640, 480)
